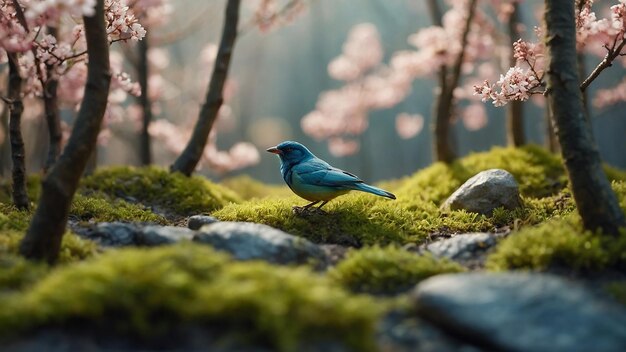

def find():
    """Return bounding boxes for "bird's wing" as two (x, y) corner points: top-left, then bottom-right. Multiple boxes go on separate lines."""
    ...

(292, 158), (363, 188)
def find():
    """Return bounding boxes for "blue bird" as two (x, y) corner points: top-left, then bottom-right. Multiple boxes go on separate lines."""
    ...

(267, 141), (396, 212)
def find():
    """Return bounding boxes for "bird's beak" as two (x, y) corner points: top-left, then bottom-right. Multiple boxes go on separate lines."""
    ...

(266, 146), (282, 154)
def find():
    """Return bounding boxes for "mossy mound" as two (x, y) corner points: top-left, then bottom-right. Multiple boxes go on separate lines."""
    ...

(486, 181), (626, 272)
(0, 254), (48, 292)
(213, 195), (418, 245)
(0, 244), (380, 351)
(80, 167), (241, 216)
(0, 230), (97, 265)
(330, 246), (464, 295)
(486, 217), (611, 271)
(214, 149), (581, 246)
(221, 175), (292, 200)
(71, 194), (167, 224)
(396, 145), (566, 203)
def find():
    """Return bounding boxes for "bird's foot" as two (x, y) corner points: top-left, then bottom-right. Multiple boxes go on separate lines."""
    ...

(292, 206), (327, 216)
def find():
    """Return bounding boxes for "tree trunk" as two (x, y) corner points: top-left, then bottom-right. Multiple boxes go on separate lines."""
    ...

(432, 80), (456, 163)
(576, 51), (592, 125)
(170, 0), (240, 176)
(506, 3), (525, 146)
(431, 0), (477, 163)
(544, 0), (625, 235)
(138, 32), (152, 165)
(0, 92), (11, 177)
(7, 53), (29, 210)
(545, 103), (559, 153)
(43, 27), (62, 173)
(20, 0), (111, 263)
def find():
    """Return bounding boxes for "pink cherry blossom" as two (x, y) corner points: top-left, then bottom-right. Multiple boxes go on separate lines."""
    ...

(462, 103), (488, 131)
(395, 113), (424, 139)
(328, 138), (359, 157)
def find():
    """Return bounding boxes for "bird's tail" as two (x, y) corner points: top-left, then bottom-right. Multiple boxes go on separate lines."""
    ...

(351, 182), (396, 200)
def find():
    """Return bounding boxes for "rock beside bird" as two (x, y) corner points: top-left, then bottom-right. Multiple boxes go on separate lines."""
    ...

(441, 169), (522, 215)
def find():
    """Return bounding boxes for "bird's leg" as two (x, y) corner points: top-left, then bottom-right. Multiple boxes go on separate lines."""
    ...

(293, 200), (320, 215)
(310, 201), (329, 214)
(303, 201), (321, 209)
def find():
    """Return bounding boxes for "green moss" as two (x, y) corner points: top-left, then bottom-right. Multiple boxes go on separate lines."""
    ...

(71, 194), (167, 224)
(214, 180), (577, 247)
(0, 254), (48, 292)
(0, 244), (380, 351)
(330, 246), (464, 295)
(0, 175), (42, 205)
(221, 175), (292, 200)
(214, 194), (421, 245)
(0, 230), (97, 265)
(486, 217), (609, 271)
(0, 203), (31, 231)
(396, 145), (566, 203)
(487, 181), (626, 272)
(81, 166), (241, 216)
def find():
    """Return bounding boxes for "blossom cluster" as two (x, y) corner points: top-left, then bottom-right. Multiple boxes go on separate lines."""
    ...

(0, 1), (31, 52)
(302, 1), (498, 156)
(476, 0), (626, 107)
(252, 0), (307, 33)
(105, 0), (146, 42)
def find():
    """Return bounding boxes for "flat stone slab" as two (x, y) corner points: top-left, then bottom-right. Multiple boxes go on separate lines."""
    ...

(426, 233), (496, 261)
(76, 222), (194, 247)
(194, 222), (327, 266)
(412, 272), (626, 352)
(139, 226), (195, 246)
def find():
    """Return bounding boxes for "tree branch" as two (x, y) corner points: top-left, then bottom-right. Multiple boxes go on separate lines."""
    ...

(580, 38), (626, 92)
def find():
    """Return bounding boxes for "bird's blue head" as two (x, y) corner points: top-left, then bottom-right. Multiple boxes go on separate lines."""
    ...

(266, 141), (315, 165)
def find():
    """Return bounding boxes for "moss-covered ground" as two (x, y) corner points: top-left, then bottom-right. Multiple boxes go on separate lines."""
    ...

(1, 145), (626, 346)
(0, 245), (381, 351)
(81, 166), (241, 217)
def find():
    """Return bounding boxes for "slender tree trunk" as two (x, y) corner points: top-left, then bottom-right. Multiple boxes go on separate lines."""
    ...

(170, 0), (240, 176)
(506, 3), (525, 146)
(7, 53), (29, 210)
(0, 96), (10, 177)
(544, 0), (625, 235)
(20, 0), (111, 263)
(577, 52), (592, 125)
(432, 78), (455, 163)
(138, 32), (152, 165)
(545, 103), (559, 153)
(431, 0), (477, 163)
(43, 27), (62, 173)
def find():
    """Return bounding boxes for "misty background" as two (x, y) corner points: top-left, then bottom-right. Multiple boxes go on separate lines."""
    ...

(15, 0), (626, 183)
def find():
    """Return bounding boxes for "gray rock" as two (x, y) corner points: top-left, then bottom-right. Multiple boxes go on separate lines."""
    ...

(76, 222), (194, 247)
(194, 222), (327, 266)
(426, 233), (496, 261)
(442, 169), (521, 215)
(377, 312), (484, 352)
(139, 226), (195, 246)
(78, 222), (140, 246)
(187, 215), (219, 230)
(412, 272), (626, 352)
